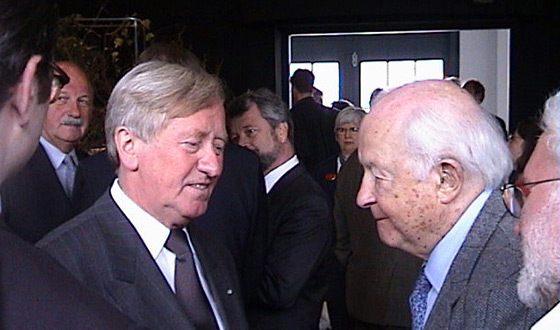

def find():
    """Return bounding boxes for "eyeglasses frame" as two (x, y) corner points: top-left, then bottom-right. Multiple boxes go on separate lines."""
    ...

(500, 178), (560, 218)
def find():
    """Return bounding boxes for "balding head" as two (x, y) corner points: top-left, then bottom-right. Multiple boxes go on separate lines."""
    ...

(356, 80), (512, 258)
(361, 80), (511, 189)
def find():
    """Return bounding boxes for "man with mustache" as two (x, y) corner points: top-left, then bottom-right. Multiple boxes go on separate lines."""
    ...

(1, 61), (93, 243)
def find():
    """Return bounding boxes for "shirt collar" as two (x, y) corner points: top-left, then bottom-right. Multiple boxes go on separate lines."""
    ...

(264, 155), (299, 193)
(40, 136), (77, 168)
(110, 179), (170, 259)
(425, 189), (492, 293)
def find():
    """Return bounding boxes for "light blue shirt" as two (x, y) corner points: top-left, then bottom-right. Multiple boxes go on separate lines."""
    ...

(110, 179), (226, 330)
(422, 189), (492, 326)
(264, 155), (299, 193)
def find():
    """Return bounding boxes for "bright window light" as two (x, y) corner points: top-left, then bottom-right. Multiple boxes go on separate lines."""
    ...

(360, 61), (387, 109)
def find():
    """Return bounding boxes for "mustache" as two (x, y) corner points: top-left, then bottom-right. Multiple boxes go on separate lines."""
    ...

(62, 116), (83, 126)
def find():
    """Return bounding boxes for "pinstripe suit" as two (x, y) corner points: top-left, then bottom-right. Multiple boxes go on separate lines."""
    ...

(37, 191), (248, 329)
(424, 192), (546, 329)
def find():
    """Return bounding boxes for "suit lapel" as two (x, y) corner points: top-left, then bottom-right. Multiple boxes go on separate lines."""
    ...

(426, 191), (506, 327)
(33, 146), (73, 206)
(94, 193), (194, 329)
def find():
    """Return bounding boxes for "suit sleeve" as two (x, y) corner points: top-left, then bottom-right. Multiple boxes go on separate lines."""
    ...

(256, 192), (331, 309)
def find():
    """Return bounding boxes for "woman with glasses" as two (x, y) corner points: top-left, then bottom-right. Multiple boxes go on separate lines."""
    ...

(312, 106), (366, 330)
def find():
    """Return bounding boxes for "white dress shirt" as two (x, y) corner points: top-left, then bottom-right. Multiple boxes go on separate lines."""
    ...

(110, 179), (225, 329)
(264, 155), (299, 193)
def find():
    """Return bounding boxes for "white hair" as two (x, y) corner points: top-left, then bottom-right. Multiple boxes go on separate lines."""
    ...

(542, 90), (560, 162)
(402, 84), (512, 189)
(335, 107), (366, 128)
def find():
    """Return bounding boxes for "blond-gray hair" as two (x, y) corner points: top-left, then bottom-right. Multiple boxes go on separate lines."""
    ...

(105, 61), (224, 166)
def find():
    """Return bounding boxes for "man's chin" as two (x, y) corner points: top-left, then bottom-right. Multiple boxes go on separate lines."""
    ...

(517, 264), (559, 310)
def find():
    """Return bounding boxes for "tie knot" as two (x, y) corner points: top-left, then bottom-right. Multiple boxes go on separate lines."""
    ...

(165, 228), (190, 257)
(63, 153), (76, 168)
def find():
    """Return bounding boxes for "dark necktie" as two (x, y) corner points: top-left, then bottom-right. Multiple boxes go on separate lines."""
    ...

(410, 265), (432, 330)
(165, 228), (217, 329)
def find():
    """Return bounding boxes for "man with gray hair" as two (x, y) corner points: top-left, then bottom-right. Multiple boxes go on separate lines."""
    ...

(1, 61), (93, 243)
(227, 88), (332, 328)
(509, 90), (560, 328)
(357, 80), (545, 329)
(38, 61), (247, 329)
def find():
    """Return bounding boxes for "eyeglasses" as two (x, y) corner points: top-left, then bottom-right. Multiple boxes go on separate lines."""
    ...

(500, 178), (560, 218)
(49, 62), (70, 103)
(335, 127), (359, 135)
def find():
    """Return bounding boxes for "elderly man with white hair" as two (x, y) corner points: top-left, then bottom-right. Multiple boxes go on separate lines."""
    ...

(357, 80), (545, 329)
(507, 90), (560, 328)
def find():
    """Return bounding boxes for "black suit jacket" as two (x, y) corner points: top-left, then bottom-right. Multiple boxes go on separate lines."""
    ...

(71, 144), (268, 301)
(291, 97), (339, 173)
(72, 150), (115, 214)
(38, 192), (248, 329)
(312, 154), (339, 209)
(247, 163), (332, 329)
(0, 145), (81, 243)
(0, 228), (137, 328)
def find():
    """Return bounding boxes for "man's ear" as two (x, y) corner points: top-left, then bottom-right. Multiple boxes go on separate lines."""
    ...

(114, 126), (140, 171)
(11, 55), (43, 126)
(275, 122), (289, 144)
(435, 158), (463, 204)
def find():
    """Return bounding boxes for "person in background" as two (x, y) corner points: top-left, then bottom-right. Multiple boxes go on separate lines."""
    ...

(0, 0), (136, 326)
(462, 78), (508, 139)
(357, 79), (544, 329)
(508, 90), (560, 328)
(228, 88), (332, 329)
(313, 106), (366, 208)
(1, 61), (93, 243)
(507, 117), (543, 183)
(290, 69), (339, 173)
(313, 106), (366, 330)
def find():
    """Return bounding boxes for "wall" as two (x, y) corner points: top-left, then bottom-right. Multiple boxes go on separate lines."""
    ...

(460, 29), (510, 129)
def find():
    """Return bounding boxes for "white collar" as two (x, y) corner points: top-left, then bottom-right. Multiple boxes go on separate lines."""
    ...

(40, 136), (77, 168)
(264, 155), (299, 193)
(110, 179), (170, 260)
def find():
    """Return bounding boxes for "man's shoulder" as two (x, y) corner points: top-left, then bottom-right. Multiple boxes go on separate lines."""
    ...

(37, 193), (114, 249)
(271, 165), (329, 209)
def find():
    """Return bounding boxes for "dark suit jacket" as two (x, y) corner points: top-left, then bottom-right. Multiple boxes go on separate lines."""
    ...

(38, 192), (248, 329)
(0, 145), (81, 243)
(247, 163), (332, 329)
(72, 150), (115, 214)
(71, 144), (268, 302)
(312, 154), (338, 209)
(334, 152), (422, 326)
(424, 191), (545, 329)
(0, 228), (137, 328)
(291, 97), (339, 173)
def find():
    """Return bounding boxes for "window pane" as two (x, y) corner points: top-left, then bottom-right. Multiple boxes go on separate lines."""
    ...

(360, 61), (388, 109)
(312, 62), (339, 107)
(388, 60), (415, 88)
(416, 59), (444, 80)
